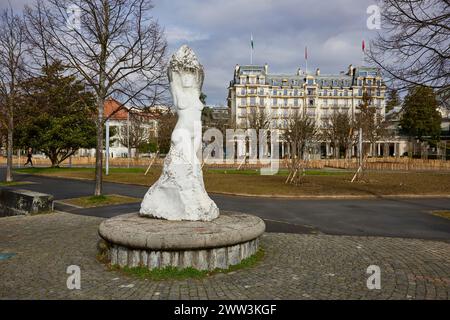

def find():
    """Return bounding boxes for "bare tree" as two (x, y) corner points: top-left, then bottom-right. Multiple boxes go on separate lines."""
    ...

(118, 112), (152, 158)
(355, 92), (390, 157)
(283, 110), (318, 184)
(367, 0), (450, 99)
(23, 0), (54, 69)
(322, 111), (355, 159)
(27, 0), (168, 195)
(156, 109), (177, 154)
(0, 8), (27, 182)
(247, 107), (270, 159)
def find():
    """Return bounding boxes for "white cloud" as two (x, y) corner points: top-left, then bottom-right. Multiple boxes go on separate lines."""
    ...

(165, 26), (209, 43)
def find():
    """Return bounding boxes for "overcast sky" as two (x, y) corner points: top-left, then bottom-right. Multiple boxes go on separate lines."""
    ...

(1, 0), (380, 105)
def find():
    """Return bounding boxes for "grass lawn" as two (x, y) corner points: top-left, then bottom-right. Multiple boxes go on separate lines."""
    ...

(62, 194), (141, 208)
(0, 181), (33, 187)
(15, 167), (450, 197)
(431, 211), (450, 220)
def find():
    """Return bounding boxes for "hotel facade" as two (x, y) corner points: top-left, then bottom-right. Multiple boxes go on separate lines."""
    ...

(228, 64), (389, 158)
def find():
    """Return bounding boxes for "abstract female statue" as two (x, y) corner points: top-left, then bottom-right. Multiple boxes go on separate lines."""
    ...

(140, 45), (219, 221)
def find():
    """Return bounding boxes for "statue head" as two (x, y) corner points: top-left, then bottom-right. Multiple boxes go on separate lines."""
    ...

(168, 45), (204, 107)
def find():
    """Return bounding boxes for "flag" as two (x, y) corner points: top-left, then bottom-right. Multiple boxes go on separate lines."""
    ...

(305, 46), (308, 60)
(362, 40), (365, 52)
(251, 34), (254, 49)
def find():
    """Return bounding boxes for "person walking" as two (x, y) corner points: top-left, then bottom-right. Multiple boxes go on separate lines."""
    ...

(24, 148), (33, 167)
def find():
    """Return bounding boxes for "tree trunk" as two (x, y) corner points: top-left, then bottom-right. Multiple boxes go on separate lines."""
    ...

(94, 97), (104, 196)
(6, 112), (13, 182)
(334, 142), (339, 159)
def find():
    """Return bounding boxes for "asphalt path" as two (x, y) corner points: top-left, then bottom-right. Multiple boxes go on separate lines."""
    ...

(2, 169), (450, 241)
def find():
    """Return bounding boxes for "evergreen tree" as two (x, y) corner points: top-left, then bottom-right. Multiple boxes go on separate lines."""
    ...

(15, 61), (97, 167)
(400, 86), (441, 142)
(385, 88), (401, 113)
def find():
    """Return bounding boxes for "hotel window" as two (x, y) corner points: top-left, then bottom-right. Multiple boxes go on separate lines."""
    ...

(260, 97), (265, 105)
(307, 89), (313, 95)
(284, 99), (288, 106)
(250, 97), (256, 105)
(323, 99), (328, 106)
(334, 89), (338, 96)
(241, 88), (246, 95)
(241, 98), (246, 106)
(309, 99), (314, 106)
(357, 80), (362, 86)
(241, 77), (247, 84)
(294, 89), (298, 96)
(376, 89), (381, 96)
(272, 98), (277, 105)
(284, 89), (288, 95)
(324, 89), (328, 96)
(358, 89), (363, 96)
(307, 79), (314, 85)
(294, 98), (299, 106)
(259, 89), (264, 95)
(344, 90), (348, 96)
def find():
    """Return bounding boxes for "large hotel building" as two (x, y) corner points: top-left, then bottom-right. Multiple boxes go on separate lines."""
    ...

(228, 64), (387, 157)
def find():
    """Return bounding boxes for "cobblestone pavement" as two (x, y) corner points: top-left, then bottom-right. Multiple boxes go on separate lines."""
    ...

(0, 212), (449, 300)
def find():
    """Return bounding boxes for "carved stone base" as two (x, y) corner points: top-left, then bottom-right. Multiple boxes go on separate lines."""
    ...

(98, 212), (265, 271)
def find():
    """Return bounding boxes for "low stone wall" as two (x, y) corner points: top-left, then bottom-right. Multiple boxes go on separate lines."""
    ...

(99, 212), (265, 271)
(0, 189), (54, 217)
(108, 239), (260, 270)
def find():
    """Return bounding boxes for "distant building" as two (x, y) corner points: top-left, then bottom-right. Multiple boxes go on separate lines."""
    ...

(79, 99), (170, 158)
(228, 64), (387, 158)
(202, 105), (230, 129)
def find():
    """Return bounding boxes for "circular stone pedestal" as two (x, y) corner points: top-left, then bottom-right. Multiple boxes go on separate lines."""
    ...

(98, 212), (266, 271)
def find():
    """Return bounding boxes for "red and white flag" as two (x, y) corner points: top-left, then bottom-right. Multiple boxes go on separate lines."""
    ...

(362, 40), (366, 53)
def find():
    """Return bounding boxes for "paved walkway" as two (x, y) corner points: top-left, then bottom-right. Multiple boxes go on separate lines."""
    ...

(1, 213), (449, 300)
(5, 170), (450, 240)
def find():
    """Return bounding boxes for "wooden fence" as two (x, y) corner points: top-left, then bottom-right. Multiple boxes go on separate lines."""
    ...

(2, 156), (450, 172)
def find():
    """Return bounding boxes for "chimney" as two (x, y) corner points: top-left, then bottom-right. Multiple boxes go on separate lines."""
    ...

(316, 68), (320, 76)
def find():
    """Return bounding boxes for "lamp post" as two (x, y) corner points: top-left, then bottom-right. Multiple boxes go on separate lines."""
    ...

(127, 111), (130, 168)
(105, 120), (110, 176)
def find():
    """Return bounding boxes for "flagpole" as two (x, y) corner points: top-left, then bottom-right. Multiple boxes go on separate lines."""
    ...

(251, 33), (253, 65)
(361, 40), (365, 67)
(305, 46), (308, 75)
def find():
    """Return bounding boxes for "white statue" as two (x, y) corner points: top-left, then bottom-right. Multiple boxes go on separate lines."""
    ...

(140, 45), (219, 221)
